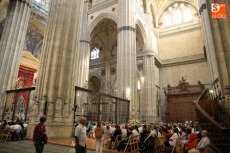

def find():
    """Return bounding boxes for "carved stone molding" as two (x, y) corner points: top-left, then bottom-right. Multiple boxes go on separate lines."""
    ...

(80, 40), (90, 44)
(162, 53), (206, 67)
(118, 26), (136, 33)
(110, 67), (116, 75)
(137, 63), (143, 71)
(159, 24), (201, 38)
(101, 69), (105, 76)
(88, 0), (117, 14)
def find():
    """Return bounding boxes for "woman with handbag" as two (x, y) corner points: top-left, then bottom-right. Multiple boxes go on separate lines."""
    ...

(33, 117), (48, 153)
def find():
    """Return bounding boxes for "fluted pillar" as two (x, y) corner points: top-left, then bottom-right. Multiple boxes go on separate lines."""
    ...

(76, 0), (90, 88)
(27, 0), (84, 139)
(75, 0), (90, 116)
(117, 0), (136, 110)
(141, 55), (157, 122)
(0, 0), (32, 95)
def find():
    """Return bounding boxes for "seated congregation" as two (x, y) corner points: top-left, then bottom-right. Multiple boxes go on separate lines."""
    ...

(0, 119), (28, 142)
(84, 121), (210, 153)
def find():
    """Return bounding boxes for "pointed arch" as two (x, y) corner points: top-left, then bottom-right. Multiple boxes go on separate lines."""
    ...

(88, 13), (118, 37)
(135, 19), (147, 50)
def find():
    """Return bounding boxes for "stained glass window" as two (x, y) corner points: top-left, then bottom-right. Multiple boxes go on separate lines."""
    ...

(173, 10), (182, 24)
(91, 47), (100, 60)
(184, 8), (192, 22)
(164, 14), (172, 27)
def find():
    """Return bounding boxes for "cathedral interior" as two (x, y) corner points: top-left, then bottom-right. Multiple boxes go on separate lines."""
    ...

(0, 0), (230, 151)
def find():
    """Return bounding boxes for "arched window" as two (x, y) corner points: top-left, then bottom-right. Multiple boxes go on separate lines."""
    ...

(164, 14), (172, 27)
(35, 0), (50, 7)
(137, 80), (141, 90)
(91, 47), (100, 60)
(173, 10), (182, 24)
(184, 8), (192, 22)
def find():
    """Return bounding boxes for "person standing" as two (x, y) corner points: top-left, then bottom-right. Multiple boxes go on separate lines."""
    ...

(33, 117), (48, 153)
(75, 117), (87, 153)
(95, 121), (104, 153)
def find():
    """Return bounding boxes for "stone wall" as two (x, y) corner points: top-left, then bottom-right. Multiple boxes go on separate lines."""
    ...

(159, 28), (204, 60)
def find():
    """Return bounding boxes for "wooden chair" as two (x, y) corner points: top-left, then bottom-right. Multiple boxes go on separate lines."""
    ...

(130, 135), (140, 152)
(0, 131), (11, 142)
(171, 138), (181, 153)
(155, 136), (164, 153)
(111, 135), (122, 149)
(203, 144), (210, 153)
(123, 136), (135, 153)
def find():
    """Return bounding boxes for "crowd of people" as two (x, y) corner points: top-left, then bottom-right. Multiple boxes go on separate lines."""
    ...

(0, 119), (28, 141)
(0, 118), (210, 153)
(78, 120), (210, 153)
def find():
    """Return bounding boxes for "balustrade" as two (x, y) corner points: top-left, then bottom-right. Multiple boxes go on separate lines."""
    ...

(194, 78), (230, 153)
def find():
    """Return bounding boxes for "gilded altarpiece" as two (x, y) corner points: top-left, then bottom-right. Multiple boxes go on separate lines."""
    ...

(164, 78), (205, 123)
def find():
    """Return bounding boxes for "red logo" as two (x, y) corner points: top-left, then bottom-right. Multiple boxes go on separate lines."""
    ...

(211, 3), (226, 18)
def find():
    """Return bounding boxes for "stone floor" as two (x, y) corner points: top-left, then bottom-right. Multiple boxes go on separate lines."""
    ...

(0, 140), (97, 153)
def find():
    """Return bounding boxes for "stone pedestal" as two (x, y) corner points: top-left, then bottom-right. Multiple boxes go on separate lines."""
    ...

(117, 0), (136, 109)
(0, 0), (32, 95)
(27, 0), (84, 139)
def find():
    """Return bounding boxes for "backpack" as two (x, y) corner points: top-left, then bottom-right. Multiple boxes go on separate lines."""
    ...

(95, 128), (103, 139)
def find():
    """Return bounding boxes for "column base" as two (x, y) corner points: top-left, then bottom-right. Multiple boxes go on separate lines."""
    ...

(27, 123), (74, 139)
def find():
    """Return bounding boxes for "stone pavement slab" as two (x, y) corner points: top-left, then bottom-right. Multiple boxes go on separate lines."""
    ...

(0, 140), (98, 153)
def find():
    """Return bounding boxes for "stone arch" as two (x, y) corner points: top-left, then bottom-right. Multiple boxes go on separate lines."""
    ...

(135, 19), (147, 50)
(89, 72), (105, 86)
(88, 13), (118, 37)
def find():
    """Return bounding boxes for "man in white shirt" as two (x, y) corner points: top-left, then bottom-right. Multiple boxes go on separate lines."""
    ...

(196, 130), (210, 151)
(14, 123), (22, 133)
(75, 117), (87, 153)
(188, 130), (210, 153)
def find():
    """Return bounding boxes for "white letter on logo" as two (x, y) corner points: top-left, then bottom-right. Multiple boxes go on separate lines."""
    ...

(211, 4), (220, 13)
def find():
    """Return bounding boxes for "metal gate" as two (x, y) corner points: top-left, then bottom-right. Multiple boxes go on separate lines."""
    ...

(1, 87), (35, 122)
(74, 81), (130, 123)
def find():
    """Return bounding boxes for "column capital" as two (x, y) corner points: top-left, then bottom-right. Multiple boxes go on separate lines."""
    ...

(80, 40), (91, 44)
(118, 26), (136, 33)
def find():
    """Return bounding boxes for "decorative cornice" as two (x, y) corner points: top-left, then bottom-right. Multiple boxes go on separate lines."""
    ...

(118, 26), (136, 33)
(161, 53), (206, 67)
(80, 40), (90, 44)
(137, 50), (162, 64)
(90, 51), (206, 68)
(88, 0), (117, 15)
(159, 24), (201, 38)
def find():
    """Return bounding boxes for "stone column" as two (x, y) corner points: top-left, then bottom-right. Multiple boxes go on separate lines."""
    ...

(75, 0), (90, 117)
(205, 0), (230, 107)
(76, 0), (90, 88)
(27, 0), (84, 139)
(199, 0), (220, 81)
(0, 0), (32, 95)
(117, 0), (136, 109)
(142, 55), (157, 122)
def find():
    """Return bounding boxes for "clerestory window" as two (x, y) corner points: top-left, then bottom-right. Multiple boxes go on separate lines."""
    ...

(161, 2), (195, 27)
(90, 47), (100, 60)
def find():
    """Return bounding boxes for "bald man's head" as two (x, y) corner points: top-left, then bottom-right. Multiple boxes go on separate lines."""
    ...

(201, 130), (208, 137)
(80, 117), (87, 125)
